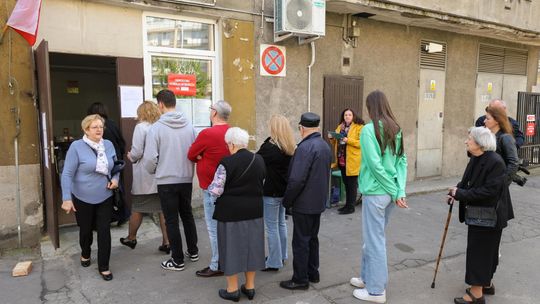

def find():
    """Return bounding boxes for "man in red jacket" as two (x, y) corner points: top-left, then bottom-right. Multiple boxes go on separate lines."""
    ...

(188, 100), (231, 277)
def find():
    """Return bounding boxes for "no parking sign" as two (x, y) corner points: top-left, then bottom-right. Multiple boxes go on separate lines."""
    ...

(260, 44), (286, 77)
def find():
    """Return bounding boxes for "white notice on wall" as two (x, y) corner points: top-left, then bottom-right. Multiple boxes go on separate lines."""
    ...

(119, 86), (144, 118)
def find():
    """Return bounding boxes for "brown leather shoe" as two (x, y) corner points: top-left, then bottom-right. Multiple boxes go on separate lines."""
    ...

(196, 266), (224, 277)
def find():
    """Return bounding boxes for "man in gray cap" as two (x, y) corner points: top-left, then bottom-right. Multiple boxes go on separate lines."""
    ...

(279, 112), (332, 290)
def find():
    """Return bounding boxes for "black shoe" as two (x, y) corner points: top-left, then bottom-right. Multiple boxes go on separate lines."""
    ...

(261, 267), (279, 272)
(337, 206), (347, 212)
(120, 237), (137, 249)
(99, 271), (113, 281)
(80, 257), (91, 267)
(241, 284), (255, 300)
(482, 284), (495, 295)
(454, 288), (485, 304)
(158, 244), (170, 254)
(338, 207), (355, 214)
(196, 266), (224, 277)
(218, 289), (240, 302)
(309, 276), (320, 283)
(279, 280), (309, 290)
(184, 251), (199, 262)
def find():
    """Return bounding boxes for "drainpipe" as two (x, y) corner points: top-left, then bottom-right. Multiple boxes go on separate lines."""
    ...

(9, 76), (22, 248)
(307, 41), (315, 112)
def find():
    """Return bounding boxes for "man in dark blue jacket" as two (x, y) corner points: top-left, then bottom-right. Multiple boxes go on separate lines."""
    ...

(279, 112), (332, 290)
(475, 99), (524, 149)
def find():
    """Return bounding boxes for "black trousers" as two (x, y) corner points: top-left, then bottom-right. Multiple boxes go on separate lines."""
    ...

(292, 212), (321, 284)
(339, 166), (358, 209)
(73, 196), (113, 272)
(158, 183), (198, 264)
(465, 227), (503, 286)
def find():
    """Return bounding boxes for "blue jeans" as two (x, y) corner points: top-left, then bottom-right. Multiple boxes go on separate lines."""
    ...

(360, 194), (395, 294)
(203, 190), (219, 271)
(263, 196), (288, 268)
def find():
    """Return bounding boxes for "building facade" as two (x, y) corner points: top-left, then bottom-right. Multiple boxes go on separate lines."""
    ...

(0, 0), (539, 249)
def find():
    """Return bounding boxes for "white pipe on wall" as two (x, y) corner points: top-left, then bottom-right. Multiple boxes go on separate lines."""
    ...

(307, 41), (316, 112)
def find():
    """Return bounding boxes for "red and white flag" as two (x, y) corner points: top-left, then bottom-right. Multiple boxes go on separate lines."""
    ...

(6, 0), (42, 46)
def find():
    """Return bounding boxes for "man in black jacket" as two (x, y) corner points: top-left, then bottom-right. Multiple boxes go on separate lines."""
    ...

(279, 112), (332, 290)
(475, 99), (524, 149)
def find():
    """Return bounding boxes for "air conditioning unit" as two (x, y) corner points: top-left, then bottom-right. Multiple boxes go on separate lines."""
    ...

(275, 0), (326, 37)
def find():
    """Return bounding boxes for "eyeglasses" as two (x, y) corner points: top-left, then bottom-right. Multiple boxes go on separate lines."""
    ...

(209, 106), (216, 111)
(89, 126), (104, 130)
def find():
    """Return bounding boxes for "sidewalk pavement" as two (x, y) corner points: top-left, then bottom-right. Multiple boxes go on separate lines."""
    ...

(2, 171), (540, 304)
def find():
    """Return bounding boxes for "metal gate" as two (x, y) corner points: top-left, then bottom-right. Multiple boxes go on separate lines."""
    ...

(517, 92), (540, 167)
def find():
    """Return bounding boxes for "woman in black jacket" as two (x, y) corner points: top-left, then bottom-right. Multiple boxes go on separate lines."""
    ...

(208, 127), (266, 302)
(256, 115), (295, 272)
(449, 127), (509, 304)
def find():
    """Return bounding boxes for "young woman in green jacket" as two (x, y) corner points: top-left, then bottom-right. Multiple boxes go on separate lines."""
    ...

(350, 90), (408, 303)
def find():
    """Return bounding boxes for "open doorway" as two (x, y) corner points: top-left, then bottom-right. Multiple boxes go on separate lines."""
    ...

(49, 53), (119, 226)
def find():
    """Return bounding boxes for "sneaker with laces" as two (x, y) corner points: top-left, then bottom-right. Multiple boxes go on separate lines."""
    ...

(161, 258), (185, 271)
(350, 277), (366, 288)
(353, 288), (386, 303)
(184, 251), (199, 262)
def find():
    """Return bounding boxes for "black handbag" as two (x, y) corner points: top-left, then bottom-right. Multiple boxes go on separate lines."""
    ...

(464, 200), (498, 228)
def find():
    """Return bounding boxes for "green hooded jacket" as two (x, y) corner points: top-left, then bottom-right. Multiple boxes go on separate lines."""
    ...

(358, 121), (407, 201)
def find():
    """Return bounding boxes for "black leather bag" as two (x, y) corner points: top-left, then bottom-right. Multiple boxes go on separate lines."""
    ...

(464, 205), (497, 227)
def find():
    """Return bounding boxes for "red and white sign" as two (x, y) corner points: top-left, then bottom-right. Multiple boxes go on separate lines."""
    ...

(168, 74), (196, 96)
(260, 44), (286, 77)
(526, 114), (535, 122)
(526, 122), (535, 136)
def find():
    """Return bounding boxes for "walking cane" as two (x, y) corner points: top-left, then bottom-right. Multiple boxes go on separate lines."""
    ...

(430, 196), (454, 288)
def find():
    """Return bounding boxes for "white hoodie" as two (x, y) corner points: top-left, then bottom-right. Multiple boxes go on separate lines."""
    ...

(142, 111), (196, 185)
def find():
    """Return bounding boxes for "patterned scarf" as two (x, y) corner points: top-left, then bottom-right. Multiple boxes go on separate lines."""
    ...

(83, 135), (109, 175)
(337, 123), (350, 167)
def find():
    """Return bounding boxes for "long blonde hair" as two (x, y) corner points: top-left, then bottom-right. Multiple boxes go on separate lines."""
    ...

(137, 101), (161, 123)
(269, 114), (296, 156)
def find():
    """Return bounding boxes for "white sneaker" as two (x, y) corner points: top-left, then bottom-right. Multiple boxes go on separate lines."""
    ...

(353, 288), (386, 303)
(350, 277), (366, 288)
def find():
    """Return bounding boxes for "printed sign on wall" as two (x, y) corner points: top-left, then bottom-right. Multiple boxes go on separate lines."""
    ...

(260, 44), (286, 77)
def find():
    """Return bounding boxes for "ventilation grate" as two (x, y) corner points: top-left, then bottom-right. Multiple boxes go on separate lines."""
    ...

(478, 44), (528, 75)
(420, 40), (447, 70)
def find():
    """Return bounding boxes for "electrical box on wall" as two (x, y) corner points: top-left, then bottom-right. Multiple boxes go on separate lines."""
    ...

(275, 0), (326, 38)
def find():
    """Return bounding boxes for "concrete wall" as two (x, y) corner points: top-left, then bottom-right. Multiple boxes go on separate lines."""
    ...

(388, 0), (540, 32)
(0, 1), (42, 249)
(37, 0), (143, 57)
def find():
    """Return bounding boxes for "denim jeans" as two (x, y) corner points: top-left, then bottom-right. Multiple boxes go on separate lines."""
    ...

(263, 196), (288, 268)
(203, 190), (219, 271)
(360, 194), (395, 294)
(157, 183), (198, 264)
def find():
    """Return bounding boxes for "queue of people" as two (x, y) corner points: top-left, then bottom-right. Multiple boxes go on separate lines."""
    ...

(60, 89), (518, 304)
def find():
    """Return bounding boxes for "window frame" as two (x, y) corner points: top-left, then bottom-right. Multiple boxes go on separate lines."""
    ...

(142, 12), (221, 128)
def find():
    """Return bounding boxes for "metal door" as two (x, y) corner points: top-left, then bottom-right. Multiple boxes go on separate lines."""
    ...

(35, 40), (60, 248)
(475, 73), (503, 120)
(322, 75), (364, 137)
(416, 69), (445, 178)
(502, 75), (527, 118)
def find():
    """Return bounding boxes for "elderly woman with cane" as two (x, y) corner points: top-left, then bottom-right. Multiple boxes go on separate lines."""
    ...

(208, 127), (266, 302)
(448, 127), (510, 304)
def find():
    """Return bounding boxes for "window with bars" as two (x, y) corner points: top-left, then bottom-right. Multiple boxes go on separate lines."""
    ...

(477, 44), (528, 75)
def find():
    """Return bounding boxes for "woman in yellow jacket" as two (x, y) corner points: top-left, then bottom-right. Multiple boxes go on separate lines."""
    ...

(329, 108), (364, 215)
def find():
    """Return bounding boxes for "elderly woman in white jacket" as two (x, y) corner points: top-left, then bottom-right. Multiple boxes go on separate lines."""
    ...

(120, 101), (170, 253)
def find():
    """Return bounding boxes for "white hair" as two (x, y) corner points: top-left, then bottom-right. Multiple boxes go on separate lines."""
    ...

(469, 127), (496, 152)
(225, 127), (249, 147)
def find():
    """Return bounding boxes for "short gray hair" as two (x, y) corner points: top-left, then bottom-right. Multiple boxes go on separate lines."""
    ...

(225, 127), (249, 147)
(469, 127), (496, 151)
(213, 100), (232, 120)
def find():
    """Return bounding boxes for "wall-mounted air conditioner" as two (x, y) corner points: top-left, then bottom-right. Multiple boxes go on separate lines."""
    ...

(275, 0), (326, 37)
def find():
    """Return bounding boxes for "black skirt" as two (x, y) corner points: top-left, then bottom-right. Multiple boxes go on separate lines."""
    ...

(465, 227), (503, 286)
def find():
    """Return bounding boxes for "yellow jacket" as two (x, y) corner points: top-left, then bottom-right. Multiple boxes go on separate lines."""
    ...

(331, 123), (363, 176)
